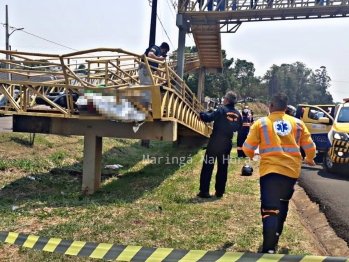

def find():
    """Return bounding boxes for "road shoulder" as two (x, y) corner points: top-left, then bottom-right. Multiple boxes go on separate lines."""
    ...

(292, 184), (349, 257)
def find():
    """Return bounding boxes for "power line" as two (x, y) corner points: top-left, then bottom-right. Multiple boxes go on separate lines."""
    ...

(1, 22), (79, 52)
(20, 30), (79, 52)
(147, 0), (176, 50)
(156, 15), (175, 50)
(164, 0), (193, 42)
(165, 0), (177, 20)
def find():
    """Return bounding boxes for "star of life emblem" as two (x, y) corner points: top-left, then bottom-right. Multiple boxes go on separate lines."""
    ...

(273, 120), (292, 136)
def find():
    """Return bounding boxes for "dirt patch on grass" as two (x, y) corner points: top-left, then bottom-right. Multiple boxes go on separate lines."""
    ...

(293, 184), (349, 257)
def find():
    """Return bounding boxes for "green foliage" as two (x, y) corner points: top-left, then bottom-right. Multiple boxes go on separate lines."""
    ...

(21, 59), (50, 71)
(263, 63), (333, 105)
(184, 47), (239, 98)
(183, 46), (334, 105)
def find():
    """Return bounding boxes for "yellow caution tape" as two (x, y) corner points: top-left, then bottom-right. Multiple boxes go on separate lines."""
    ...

(1, 231), (349, 262)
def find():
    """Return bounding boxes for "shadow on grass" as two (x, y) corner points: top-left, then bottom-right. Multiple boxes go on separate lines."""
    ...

(188, 196), (222, 204)
(278, 247), (290, 254)
(0, 140), (202, 210)
(9, 135), (35, 147)
(219, 242), (234, 251)
(255, 244), (291, 255)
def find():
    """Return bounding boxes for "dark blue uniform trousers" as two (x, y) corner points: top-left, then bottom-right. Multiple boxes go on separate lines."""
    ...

(260, 173), (297, 250)
(199, 138), (232, 195)
(237, 128), (249, 158)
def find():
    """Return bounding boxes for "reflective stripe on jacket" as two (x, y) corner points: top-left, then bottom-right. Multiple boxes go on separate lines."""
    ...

(241, 114), (253, 127)
(242, 111), (316, 178)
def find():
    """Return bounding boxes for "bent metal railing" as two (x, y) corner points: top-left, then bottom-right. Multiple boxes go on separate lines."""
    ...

(0, 48), (211, 137)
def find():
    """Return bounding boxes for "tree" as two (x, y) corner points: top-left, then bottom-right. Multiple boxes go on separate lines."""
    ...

(263, 62), (333, 105)
(309, 66), (333, 104)
(233, 59), (256, 98)
(181, 46), (334, 105)
(22, 59), (50, 71)
(183, 47), (239, 99)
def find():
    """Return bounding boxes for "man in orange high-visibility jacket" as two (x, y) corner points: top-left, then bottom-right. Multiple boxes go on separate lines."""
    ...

(242, 93), (316, 254)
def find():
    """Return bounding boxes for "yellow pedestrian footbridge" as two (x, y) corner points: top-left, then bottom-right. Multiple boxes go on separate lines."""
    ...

(0, 48), (209, 193)
(0, 48), (211, 139)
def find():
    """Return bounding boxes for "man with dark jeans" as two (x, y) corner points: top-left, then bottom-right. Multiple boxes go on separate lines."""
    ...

(243, 93), (316, 253)
(197, 91), (242, 198)
(199, 139), (233, 197)
(260, 173), (297, 251)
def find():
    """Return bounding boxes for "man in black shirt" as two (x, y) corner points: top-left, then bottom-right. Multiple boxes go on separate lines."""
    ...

(197, 91), (243, 198)
(139, 42), (170, 85)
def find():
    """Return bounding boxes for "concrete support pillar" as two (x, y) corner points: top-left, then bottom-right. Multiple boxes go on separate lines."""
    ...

(197, 67), (206, 103)
(176, 14), (187, 79)
(82, 134), (102, 194)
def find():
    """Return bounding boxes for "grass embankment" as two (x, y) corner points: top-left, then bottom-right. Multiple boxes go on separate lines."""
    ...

(0, 132), (320, 261)
(236, 102), (269, 117)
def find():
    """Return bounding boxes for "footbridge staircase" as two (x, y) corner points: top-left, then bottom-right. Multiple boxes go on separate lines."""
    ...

(178, 0), (349, 73)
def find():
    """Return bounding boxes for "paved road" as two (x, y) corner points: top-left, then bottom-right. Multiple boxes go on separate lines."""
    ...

(0, 115), (12, 132)
(299, 164), (349, 245)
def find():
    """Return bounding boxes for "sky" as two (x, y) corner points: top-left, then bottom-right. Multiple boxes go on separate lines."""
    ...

(1, 0), (348, 102)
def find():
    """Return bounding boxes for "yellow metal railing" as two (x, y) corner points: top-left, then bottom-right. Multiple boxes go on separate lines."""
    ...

(0, 48), (210, 137)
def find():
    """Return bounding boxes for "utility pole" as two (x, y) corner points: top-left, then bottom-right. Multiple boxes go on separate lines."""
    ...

(149, 0), (158, 47)
(4, 5), (24, 81)
(141, 0), (158, 148)
(5, 5), (10, 80)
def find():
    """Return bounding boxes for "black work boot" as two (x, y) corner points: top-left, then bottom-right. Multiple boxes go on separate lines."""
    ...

(197, 192), (212, 198)
(261, 229), (278, 254)
(215, 192), (223, 198)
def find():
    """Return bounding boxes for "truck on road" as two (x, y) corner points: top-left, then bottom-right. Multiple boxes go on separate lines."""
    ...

(296, 100), (349, 174)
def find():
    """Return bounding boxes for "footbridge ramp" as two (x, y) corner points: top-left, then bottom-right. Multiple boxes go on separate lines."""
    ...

(0, 48), (210, 139)
(0, 48), (209, 193)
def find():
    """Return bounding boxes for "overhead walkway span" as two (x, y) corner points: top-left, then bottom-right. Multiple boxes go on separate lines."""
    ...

(177, 0), (349, 73)
(0, 48), (208, 193)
